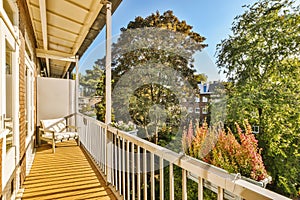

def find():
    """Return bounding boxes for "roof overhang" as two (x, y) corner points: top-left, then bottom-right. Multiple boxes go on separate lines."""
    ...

(26, 0), (122, 78)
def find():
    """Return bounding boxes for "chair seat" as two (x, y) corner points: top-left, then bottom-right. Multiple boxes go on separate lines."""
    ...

(43, 133), (64, 140)
(63, 131), (79, 139)
(43, 132), (71, 141)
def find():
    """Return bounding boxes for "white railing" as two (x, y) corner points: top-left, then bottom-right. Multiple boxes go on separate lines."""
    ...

(75, 113), (290, 200)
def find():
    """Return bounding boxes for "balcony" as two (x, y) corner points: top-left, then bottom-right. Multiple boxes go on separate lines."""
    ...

(20, 141), (115, 200)
(19, 114), (290, 200)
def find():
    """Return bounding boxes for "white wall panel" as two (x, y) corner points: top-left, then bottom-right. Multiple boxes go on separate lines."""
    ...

(37, 77), (75, 125)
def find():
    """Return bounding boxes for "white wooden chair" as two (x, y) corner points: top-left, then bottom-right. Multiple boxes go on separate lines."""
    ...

(39, 118), (79, 153)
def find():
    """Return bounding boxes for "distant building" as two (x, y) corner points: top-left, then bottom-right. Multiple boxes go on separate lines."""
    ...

(198, 81), (223, 124)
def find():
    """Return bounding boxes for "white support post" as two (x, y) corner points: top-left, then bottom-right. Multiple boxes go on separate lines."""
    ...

(104, 1), (113, 186)
(105, 2), (112, 124)
(75, 55), (79, 125)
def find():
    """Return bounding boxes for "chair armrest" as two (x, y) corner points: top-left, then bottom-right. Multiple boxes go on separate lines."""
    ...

(39, 128), (56, 140)
(66, 125), (78, 131)
(40, 128), (55, 133)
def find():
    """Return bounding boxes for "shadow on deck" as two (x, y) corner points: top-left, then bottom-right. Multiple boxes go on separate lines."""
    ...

(20, 141), (116, 200)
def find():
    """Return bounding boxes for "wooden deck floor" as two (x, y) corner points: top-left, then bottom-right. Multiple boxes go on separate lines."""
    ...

(20, 141), (116, 200)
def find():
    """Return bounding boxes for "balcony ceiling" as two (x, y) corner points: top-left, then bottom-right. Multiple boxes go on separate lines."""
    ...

(26, 0), (121, 78)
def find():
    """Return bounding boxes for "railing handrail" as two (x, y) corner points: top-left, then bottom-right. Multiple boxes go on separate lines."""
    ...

(75, 113), (291, 200)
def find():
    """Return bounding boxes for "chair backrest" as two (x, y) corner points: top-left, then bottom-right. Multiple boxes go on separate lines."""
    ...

(40, 118), (66, 133)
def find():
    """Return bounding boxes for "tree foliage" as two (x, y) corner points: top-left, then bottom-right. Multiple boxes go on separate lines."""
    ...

(79, 64), (104, 97)
(95, 10), (207, 144)
(216, 0), (300, 197)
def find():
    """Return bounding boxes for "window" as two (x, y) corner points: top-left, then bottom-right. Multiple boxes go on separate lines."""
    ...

(195, 97), (200, 102)
(253, 126), (259, 134)
(5, 42), (14, 152)
(25, 67), (34, 136)
(25, 33), (35, 138)
(1, 0), (18, 155)
(202, 106), (208, 114)
(195, 108), (200, 113)
(188, 107), (193, 113)
(203, 85), (207, 92)
(1, 21), (17, 150)
(202, 96), (208, 102)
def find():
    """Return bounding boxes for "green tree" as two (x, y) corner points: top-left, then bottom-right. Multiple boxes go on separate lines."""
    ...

(79, 64), (104, 97)
(216, 0), (300, 197)
(194, 73), (208, 83)
(96, 10), (207, 144)
(94, 73), (106, 121)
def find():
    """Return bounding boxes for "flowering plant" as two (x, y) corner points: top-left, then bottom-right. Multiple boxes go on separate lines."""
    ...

(183, 120), (268, 181)
(110, 121), (136, 132)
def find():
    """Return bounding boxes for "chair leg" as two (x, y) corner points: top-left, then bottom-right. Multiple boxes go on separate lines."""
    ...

(76, 137), (80, 146)
(52, 139), (55, 153)
(38, 130), (41, 146)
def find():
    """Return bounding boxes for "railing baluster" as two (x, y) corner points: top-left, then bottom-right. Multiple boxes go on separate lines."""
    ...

(122, 138), (126, 199)
(98, 125), (101, 165)
(104, 126), (107, 175)
(118, 136), (122, 195)
(169, 163), (174, 200)
(99, 126), (102, 170)
(137, 146), (141, 200)
(96, 126), (100, 165)
(114, 134), (118, 190)
(182, 169), (187, 200)
(143, 149), (147, 200)
(88, 120), (91, 152)
(198, 177), (203, 200)
(151, 153), (155, 200)
(160, 157), (164, 200)
(106, 129), (113, 183)
(131, 143), (135, 200)
(127, 141), (130, 200)
(109, 132), (115, 186)
(218, 186), (224, 200)
(102, 126), (105, 171)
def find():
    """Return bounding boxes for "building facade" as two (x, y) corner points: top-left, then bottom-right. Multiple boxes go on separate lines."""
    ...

(0, 0), (121, 199)
(0, 1), (37, 199)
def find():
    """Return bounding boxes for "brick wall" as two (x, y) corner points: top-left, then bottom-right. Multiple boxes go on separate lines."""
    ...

(17, 0), (37, 186)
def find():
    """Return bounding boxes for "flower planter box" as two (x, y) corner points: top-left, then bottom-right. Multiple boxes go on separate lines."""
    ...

(187, 171), (272, 200)
(124, 130), (138, 136)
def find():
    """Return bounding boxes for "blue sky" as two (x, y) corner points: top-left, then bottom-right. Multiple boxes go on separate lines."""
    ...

(80, 0), (258, 80)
